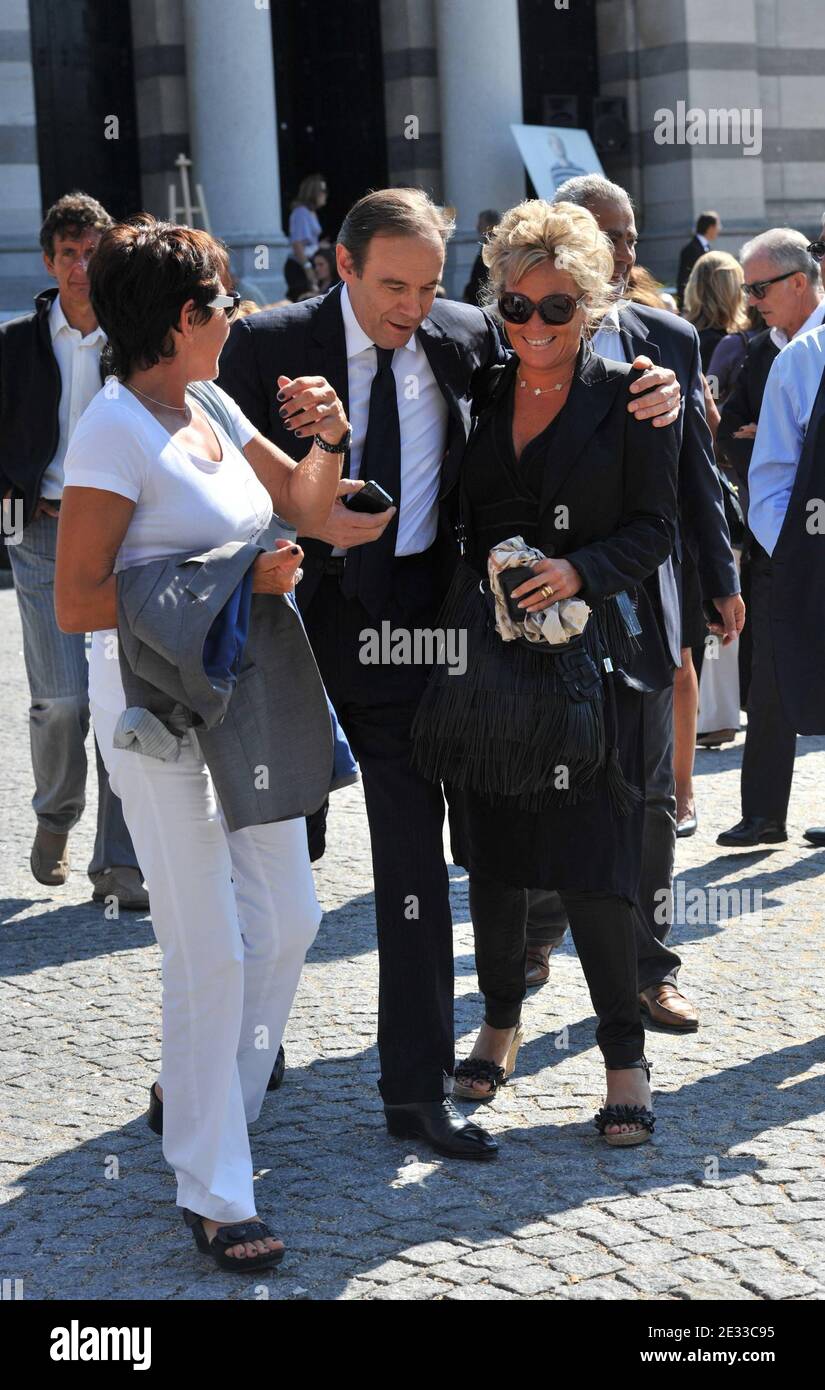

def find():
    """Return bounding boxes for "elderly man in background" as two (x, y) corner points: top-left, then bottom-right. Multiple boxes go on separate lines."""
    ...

(717, 230), (825, 849)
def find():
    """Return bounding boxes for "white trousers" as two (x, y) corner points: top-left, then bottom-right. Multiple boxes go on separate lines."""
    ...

(91, 698), (321, 1224)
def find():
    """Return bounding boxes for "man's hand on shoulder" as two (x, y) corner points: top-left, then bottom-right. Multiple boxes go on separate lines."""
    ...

(305, 479), (396, 548)
(628, 355), (681, 427)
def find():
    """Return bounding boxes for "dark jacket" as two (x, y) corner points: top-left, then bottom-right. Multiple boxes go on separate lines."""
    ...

(716, 328), (780, 515)
(463, 349), (679, 691)
(216, 282), (507, 613)
(0, 287), (106, 526)
(771, 358), (825, 734)
(616, 301), (739, 655)
(676, 235), (708, 309)
(115, 540), (336, 832)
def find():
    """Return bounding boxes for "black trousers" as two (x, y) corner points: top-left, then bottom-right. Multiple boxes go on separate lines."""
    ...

(527, 686), (681, 991)
(470, 874), (645, 1067)
(302, 561), (454, 1105)
(740, 544), (796, 822)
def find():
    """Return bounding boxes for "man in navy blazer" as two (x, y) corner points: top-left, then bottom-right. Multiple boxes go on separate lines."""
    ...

(218, 187), (682, 1159)
(525, 176), (744, 1034)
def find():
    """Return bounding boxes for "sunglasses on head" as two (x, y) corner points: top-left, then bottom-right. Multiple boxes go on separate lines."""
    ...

(807, 239), (825, 262)
(498, 290), (587, 326)
(206, 289), (241, 321)
(741, 269), (800, 300)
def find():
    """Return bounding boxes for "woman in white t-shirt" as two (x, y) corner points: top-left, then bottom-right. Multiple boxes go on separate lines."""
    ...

(285, 173), (328, 301)
(55, 215), (350, 1274)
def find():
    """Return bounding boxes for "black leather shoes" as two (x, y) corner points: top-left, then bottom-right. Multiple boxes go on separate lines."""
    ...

(804, 826), (825, 847)
(384, 1097), (499, 1160)
(147, 1045), (286, 1135)
(717, 816), (787, 847)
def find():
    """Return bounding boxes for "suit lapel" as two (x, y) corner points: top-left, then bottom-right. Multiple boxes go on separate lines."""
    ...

(617, 303), (661, 367)
(417, 314), (471, 497)
(537, 347), (628, 518)
(307, 283), (350, 417)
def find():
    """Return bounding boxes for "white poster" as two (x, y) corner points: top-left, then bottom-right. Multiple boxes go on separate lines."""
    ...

(511, 124), (604, 199)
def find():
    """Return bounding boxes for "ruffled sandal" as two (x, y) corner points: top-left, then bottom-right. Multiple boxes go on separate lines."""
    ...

(183, 1208), (285, 1273)
(453, 1025), (525, 1102)
(594, 1057), (655, 1147)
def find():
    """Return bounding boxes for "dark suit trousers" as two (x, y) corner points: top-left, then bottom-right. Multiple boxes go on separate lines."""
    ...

(302, 560), (454, 1105)
(527, 686), (681, 990)
(740, 544), (796, 821)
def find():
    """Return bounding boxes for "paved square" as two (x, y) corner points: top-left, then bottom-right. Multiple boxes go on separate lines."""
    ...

(1, 586), (823, 1300)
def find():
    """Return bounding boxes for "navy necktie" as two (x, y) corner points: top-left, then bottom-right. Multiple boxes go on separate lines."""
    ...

(341, 346), (401, 618)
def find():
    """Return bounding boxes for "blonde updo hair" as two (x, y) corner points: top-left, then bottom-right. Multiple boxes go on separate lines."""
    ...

(683, 250), (749, 334)
(480, 199), (615, 333)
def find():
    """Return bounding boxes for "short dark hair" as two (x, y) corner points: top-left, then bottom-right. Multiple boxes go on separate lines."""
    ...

(696, 211), (720, 235)
(337, 187), (454, 273)
(89, 214), (227, 378)
(39, 191), (113, 259)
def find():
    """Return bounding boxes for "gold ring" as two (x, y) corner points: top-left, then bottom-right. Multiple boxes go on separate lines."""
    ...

(541, 584), (555, 599)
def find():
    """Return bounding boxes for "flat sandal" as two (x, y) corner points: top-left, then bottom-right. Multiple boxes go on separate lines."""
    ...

(182, 1208), (285, 1273)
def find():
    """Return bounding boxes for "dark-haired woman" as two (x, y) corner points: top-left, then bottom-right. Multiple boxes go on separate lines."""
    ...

(54, 215), (350, 1269)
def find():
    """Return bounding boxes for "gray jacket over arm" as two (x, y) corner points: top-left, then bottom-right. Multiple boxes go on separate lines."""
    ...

(115, 540), (334, 832)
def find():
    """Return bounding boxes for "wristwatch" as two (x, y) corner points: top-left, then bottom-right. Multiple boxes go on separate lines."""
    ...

(313, 425), (352, 454)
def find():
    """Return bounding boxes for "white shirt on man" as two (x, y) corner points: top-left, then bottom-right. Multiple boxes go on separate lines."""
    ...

(41, 294), (107, 499)
(591, 302), (627, 363)
(338, 282), (448, 556)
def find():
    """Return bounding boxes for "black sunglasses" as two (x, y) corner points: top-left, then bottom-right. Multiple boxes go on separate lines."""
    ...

(498, 290), (586, 326)
(741, 270), (798, 300)
(206, 289), (242, 321)
(807, 239), (825, 262)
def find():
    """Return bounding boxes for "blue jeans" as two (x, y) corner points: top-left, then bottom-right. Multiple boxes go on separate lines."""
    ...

(8, 513), (139, 880)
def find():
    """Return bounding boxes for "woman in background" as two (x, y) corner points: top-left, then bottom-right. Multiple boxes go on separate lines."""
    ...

(285, 173), (328, 301)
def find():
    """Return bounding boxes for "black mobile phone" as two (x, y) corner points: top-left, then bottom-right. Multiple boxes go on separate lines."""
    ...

(344, 480), (395, 514)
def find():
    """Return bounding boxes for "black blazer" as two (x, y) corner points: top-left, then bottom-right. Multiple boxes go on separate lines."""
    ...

(771, 357), (825, 734)
(0, 288), (105, 526)
(464, 349), (679, 690)
(617, 301), (739, 654)
(716, 328), (780, 514)
(217, 282), (506, 612)
(676, 235), (707, 308)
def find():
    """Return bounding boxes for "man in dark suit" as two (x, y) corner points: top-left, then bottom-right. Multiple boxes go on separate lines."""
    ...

(217, 187), (681, 1158)
(524, 176), (743, 1033)
(676, 212), (720, 310)
(716, 228), (825, 847)
(0, 191), (145, 909)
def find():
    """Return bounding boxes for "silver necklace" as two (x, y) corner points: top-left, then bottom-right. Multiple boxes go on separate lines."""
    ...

(128, 382), (190, 415)
(517, 374), (572, 397)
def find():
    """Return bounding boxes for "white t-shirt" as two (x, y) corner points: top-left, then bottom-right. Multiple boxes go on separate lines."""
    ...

(63, 380), (272, 710)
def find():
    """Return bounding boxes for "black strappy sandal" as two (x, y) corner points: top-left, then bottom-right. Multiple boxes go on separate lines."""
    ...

(182, 1209), (285, 1273)
(147, 1046), (286, 1135)
(453, 1026), (524, 1102)
(594, 1057), (655, 1147)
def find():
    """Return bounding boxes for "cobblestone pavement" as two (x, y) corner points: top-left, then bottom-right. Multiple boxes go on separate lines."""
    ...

(1, 584), (824, 1302)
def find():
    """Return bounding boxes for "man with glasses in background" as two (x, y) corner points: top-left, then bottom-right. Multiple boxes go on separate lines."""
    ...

(716, 229), (825, 849)
(0, 192), (146, 908)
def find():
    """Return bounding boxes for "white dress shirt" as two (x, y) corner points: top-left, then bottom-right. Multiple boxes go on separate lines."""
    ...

(42, 295), (107, 499)
(338, 283), (448, 555)
(591, 302), (627, 363)
(748, 322), (825, 555)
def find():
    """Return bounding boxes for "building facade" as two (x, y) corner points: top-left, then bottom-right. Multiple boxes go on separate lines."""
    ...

(1, 0), (824, 316)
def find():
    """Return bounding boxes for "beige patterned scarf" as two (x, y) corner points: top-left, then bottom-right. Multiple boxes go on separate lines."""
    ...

(487, 536), (590, 647)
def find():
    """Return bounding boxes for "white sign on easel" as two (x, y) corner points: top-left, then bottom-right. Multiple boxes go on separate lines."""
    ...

(511, 124), (604, 200)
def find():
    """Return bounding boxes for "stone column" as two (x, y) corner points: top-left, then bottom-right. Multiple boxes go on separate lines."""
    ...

(129, 0), (190, 220)
(434, 0), (524, 297)
(182, 0), (286, 301)
(380, 0), (442, 200)
(596, 0), (767, 283)
(0, 0), (43, 317)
